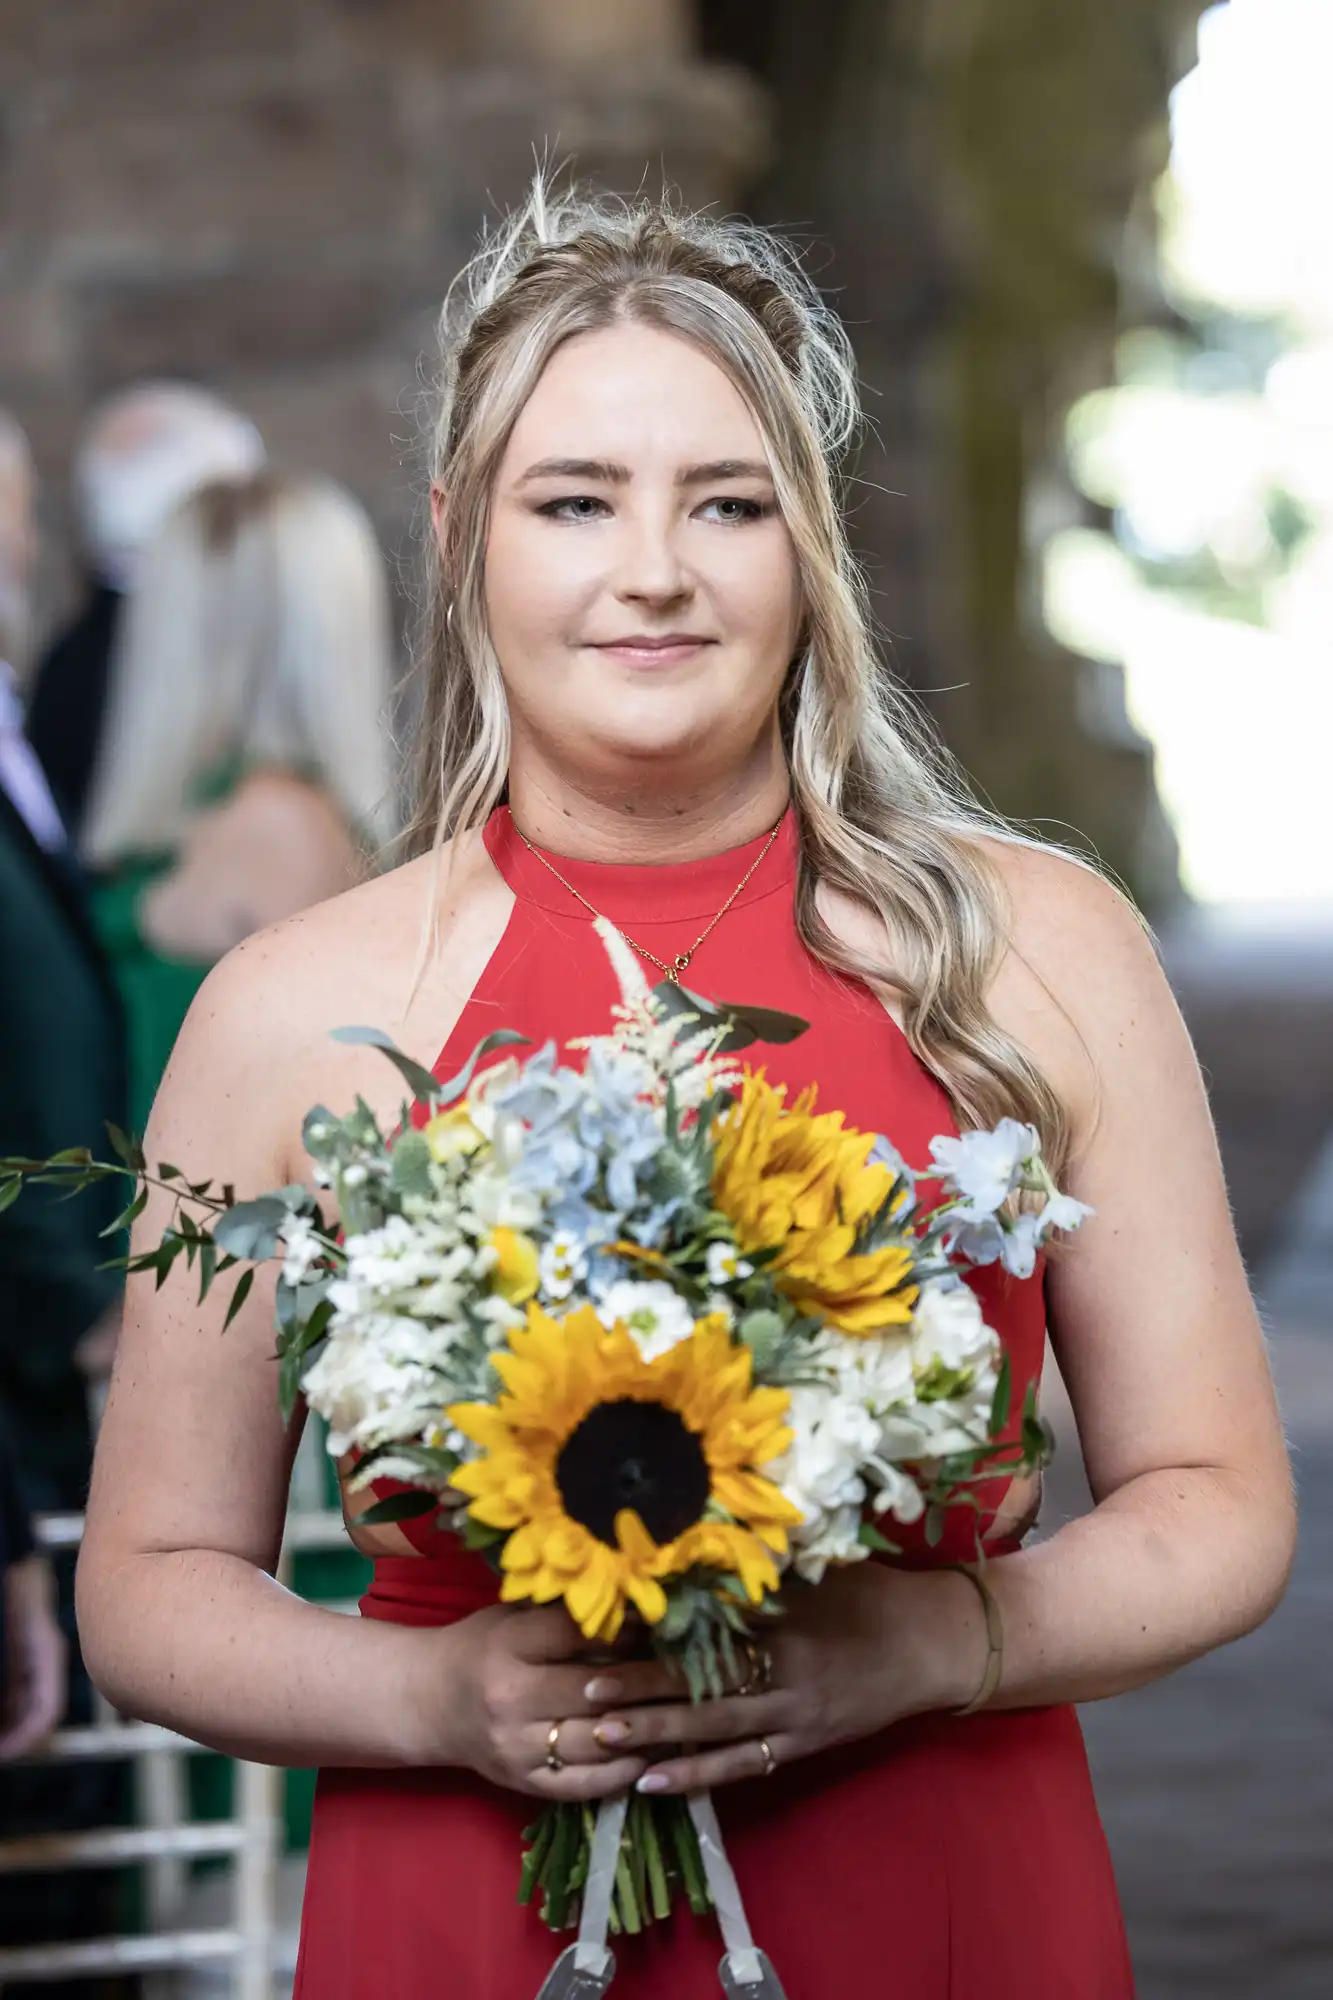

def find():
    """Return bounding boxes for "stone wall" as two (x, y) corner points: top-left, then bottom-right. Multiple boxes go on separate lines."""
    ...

(0, 0), (765, 617)
(0, 0), (1203, 901)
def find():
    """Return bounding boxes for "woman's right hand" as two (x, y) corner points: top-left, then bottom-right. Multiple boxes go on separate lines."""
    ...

(425, 1603), (667, 1800)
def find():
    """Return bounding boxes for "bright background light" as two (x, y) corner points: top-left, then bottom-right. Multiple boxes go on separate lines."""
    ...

(1044, 0), (1333, 905)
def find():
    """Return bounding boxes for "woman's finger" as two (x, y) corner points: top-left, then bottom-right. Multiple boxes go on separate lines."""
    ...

(524, 1751), (648, 1803)
(633, 1733), (798, 1797)
(591, 1691), (788, 1754)
(580, 1658), (685, 1709)
(522, 1715), (635, 1771)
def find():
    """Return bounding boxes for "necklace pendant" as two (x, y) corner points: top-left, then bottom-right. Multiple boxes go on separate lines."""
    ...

(663, 968), (680, 984)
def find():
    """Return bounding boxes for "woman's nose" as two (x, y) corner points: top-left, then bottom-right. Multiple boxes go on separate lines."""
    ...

(614, 513), (691, 606)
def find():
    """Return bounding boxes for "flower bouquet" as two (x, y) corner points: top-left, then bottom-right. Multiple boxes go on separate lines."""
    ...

(0, 922), (1087, 1983)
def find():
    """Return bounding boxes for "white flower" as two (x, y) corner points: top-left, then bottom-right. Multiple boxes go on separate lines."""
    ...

(597, 1279), (695, 1360)
(997, 1210), (1044, 1279)
(1042, 1190), (1093, 1235)
(277, 1211), (325, 1286)
(539, 1232), (587, 1301)
(788, 1504), (867, 1583)
(869, 1463), (926, 1526)
(929, 1119), (1037, 1215)
(910, 1282), (992, 1375)
(706, 1240), (753, 1287)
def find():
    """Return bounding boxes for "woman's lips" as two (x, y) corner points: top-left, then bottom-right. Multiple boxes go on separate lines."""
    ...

(591, 637), (716, 667)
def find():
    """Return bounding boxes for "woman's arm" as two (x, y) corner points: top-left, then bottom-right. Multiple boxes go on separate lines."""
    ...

(587, 850), (1296, 1791)
(966, 845), (1295, 1705)
(75, 889), (646, 1795)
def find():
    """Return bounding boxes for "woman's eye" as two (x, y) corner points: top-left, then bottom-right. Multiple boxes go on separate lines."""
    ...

(538, 495), (609, 522)
(697, 496), (772, 524)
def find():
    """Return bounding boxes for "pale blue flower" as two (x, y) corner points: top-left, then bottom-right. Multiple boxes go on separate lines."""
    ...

(929, 1119), (1037, 1215)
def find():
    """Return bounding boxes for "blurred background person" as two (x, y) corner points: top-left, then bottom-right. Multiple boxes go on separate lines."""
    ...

(0, 1400), (66, 1763)
(0, 409), (133, 1995)
(24, 382), (265, 842)
(81, 469), (399, 1134)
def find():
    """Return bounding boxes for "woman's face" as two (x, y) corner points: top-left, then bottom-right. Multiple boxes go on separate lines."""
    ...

(480, 321), (802, 799)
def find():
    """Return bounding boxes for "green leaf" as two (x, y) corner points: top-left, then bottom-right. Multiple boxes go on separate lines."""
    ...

(989, 1351), (1013, 1437)
(431, 1028), (530, 1108)
(330, 1024), (440, 1103)
(105, 1123), (146, 1173)
(213, 1195), (287, 1262)
(100, 1183), (149, 1239)
(924, 1502), (946, 1547)
(222, 1265), (255, 1330)
(353, 1490), (438, 1526)
(857, 1520), (898, 1554)
(198, 1240), (218, 1299)
(0, 1177), (21, 1215)
(388, 1130), (435, 1200)
(650, 981), (809, 1054)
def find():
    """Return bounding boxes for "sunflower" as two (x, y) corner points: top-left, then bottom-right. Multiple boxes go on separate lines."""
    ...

(447, 1304), (799, 1642)
(711, 1072), (918, 1335)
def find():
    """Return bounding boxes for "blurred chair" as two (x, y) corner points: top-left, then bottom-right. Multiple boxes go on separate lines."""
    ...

(0, 1484), (358, 1999)
(25, 384), (266, 841)
(81, 470), (399, 1135)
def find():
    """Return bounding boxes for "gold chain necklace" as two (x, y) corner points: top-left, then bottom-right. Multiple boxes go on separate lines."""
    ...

(513, 814), (785, 983)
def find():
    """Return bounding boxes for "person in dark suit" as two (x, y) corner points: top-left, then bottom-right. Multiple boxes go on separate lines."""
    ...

(0, 409), (135, 1996)
(25, 382), (265, 840)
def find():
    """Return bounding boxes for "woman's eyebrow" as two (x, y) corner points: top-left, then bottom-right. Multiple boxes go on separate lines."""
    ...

(516, 456), (774, 486)
(518, 457), (630, 484)
(677, 459), (773, 485)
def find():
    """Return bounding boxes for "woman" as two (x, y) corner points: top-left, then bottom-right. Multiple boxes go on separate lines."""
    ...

(73, 190), (1294, 1997)
(81, 471), (398, 1132)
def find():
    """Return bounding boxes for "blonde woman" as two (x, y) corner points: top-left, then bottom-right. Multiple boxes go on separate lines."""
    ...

(74, 192), (1293, 1997)
(82, 472), (398, 1131)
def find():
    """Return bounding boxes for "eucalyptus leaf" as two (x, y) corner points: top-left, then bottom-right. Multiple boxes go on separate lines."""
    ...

(389, 1130), (435, 1200)
(222, 1265), (255, 1330)
(105, 1123), (146, 1172)
(213, 1195), (288, 1262)
(0, 1178), (21, 1216)
(650, 981), (809, 1054)
(330, 1025), (443, 1105)
(431, 1028), (530, 1108)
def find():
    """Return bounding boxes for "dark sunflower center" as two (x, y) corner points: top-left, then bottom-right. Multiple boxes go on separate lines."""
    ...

(555, 1399), (710, 1548)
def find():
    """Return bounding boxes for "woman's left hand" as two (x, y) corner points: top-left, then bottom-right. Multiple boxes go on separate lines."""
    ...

(580, 1562), (984, 1795)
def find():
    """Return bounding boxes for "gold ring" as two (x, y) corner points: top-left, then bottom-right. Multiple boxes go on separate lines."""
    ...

(545, 1720), (565, 1773)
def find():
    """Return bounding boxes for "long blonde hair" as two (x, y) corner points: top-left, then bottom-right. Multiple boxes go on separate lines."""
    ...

(84, 471), (398, 865)
(405, 184), (1077, 1170)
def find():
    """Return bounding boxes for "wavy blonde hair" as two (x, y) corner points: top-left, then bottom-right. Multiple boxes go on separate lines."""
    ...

(405, 183), (1076, 1171)
(84, 472), (398, 866)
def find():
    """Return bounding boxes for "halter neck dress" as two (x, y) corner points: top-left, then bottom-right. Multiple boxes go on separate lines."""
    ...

(293, 806), (1133, 1999)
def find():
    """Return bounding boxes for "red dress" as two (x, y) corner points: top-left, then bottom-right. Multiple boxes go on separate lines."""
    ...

(294, 808), (1133, 1999)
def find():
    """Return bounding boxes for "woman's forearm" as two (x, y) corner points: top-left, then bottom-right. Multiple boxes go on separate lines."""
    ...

(977, 1463), (1295, 1711)
(76, 1546), (444, 1768)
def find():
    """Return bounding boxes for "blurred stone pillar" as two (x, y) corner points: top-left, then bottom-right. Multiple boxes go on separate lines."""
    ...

(434, 0), (770, 237)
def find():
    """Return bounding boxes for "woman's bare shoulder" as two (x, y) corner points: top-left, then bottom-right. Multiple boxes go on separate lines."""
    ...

(149, 832), (511, 1172)
(974, 835), (1180, 1138)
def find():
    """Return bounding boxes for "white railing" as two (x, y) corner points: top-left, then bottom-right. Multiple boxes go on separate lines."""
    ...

(0, 1472), (354, 1997)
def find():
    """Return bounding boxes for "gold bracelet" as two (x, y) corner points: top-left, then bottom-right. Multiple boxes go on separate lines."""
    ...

(945, 1562), (1004, 1716)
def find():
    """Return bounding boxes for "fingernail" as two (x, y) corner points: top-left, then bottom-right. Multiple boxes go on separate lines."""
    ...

(584, 1678), (618, 1704)
(594, 1720), (630, 1747)
(636, 1772), (670, 1794)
